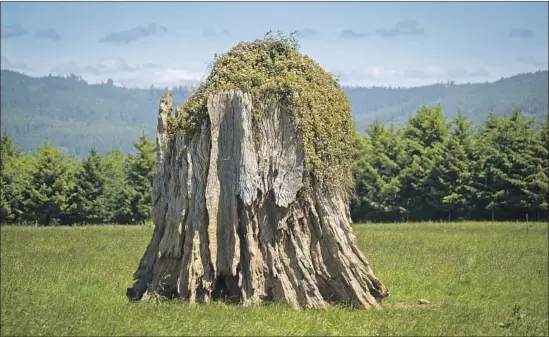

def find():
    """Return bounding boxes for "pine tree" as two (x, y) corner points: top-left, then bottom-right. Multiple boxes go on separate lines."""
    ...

(427, 111), (475, 220)
(474, 112), (511, 220)
(0, 134), (33, 223)
(111, 149), (137, 225)
(398, 106), (449, 221)
(119, 132), (156, 224)
(473, 109), (540, 220)
(527, 121), (548, 220)
(350, 132), (372, 221)
(70, 147), (108, 224)
(1, 134), (18, 223)
(102, 147), (128, 223)
(352, 121), (404, 222)
(26, 143), (77, 226)
(112, 179), (136, 224)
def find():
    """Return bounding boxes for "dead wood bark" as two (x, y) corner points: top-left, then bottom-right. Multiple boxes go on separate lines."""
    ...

(126, 90), (389, 308)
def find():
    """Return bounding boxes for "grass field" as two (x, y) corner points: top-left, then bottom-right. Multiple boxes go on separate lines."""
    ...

(1, 222), (548, 336)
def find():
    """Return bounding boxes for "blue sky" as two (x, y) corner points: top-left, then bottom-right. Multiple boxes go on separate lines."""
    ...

(1, 1), (547, 88)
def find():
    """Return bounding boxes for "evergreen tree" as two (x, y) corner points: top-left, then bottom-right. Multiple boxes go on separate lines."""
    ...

(1, 134), (33, 223)
(26, 143), (77, 225)
(102, 147), (128, 223)
(118, 132), (156, 224)
(473, 112), (508, 220)
(398, 106), (449, 221)
(111, 178), (136, 224)
(427, 111), (475, 220)
(70, 147), (108, 224)
(351, 131), (376, 221)
(1, 134), (18, 223)
(473, 109), (540, 220)
(527, 120), (548, 220)
(352, 122), (404, 222)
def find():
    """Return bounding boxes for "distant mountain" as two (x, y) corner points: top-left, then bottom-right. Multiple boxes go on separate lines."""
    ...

(1, 70), (547, 156)
(1, 71), (193, 156)
(347, 71), (548, 129)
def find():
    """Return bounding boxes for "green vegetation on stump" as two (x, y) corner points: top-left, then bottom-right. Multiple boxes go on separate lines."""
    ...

(169, 32), (356, 190)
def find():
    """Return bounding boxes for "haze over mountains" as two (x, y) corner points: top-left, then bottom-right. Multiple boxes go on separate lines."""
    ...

(1, 69), (547, 156)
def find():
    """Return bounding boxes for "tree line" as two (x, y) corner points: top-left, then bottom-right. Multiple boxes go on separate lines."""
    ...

(351, 106), (548, 222)
(1, 106), (547, 225)
(1, 132), (156, 225)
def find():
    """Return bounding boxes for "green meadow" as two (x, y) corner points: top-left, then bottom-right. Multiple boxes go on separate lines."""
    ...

(1, 221), (548, 336)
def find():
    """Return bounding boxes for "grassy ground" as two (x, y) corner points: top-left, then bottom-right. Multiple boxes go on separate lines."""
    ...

(1, 221), (547, 336)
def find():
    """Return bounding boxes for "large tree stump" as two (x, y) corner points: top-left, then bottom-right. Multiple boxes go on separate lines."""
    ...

(126, 90), (389, 308)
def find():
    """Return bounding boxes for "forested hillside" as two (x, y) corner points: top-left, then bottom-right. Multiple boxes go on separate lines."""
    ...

(347, 71), (548, 127)
(1, 69), (547, 156)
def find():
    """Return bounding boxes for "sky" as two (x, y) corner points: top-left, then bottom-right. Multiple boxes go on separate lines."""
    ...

(1, 1), (548, 88)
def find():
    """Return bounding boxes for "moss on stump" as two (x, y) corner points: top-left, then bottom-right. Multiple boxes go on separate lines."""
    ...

(168, 31), (357, 190)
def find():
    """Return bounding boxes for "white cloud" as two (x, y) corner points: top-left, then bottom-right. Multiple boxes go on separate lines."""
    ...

(117, 67), (205, 88)
(48, 57), (205, 88)
(339, 64), (490, 84)
(50, 57), (137, 75)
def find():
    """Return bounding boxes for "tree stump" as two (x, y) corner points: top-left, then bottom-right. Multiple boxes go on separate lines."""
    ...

(126, 90), (389, 308)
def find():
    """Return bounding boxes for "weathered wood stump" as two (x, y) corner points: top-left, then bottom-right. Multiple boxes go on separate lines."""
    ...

(126, 90), (389, 308)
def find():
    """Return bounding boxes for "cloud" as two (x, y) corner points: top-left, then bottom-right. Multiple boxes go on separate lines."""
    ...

(1, 24), (27, 39)
(117, 68), (205, 88)
(516, 55), (548, 66)
(50, 57), (138, 75)
(1, 55), (29, 70)
(340, 65), (489, 83)
(34, 28), (61, 41)
(49, 58), (203, 88)
(509, 28), (534, 38)
(375, 20), (425, 37)
(294, 29), (319, 39)
(99, 23), (167, 45)
(202, 28), (230, 38)
(340, 29), (371, 39)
